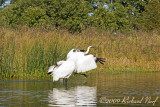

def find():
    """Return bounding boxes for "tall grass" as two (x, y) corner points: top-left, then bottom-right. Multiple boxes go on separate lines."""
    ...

(0, 27), (160, 79)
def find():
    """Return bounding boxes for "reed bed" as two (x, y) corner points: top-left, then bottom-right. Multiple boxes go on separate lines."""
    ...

(0, 27), (160, 79)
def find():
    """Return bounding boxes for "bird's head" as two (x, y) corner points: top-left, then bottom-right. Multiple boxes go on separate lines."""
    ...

(89, 46), (94, 49)
(55, 62), (58, 66)
(55, 62), (60, 67)
(56, 61), (64, 66)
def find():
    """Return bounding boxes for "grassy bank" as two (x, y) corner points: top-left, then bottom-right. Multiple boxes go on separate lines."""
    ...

(0, 27), (160, 79)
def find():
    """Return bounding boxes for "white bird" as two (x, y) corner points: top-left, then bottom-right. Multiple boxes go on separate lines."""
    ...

(47, 46), (104, 84)
(47, 60), (75, 83)
(76, 54), (105, 73)
(66, 46), (105, 75)
(48, 65), (56, 75)
(83, 46), (94, 55)
(67, 46), (94, 59)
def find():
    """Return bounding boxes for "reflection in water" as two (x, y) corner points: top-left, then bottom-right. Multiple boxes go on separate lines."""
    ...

(0, 72), (160, 107)
(48, 86), (97, 106)
(94, 72), (160, 106)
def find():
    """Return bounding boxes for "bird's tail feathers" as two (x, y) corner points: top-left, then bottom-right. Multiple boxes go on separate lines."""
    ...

(47, 65), (55, 75)
(47, 71), (53, 75)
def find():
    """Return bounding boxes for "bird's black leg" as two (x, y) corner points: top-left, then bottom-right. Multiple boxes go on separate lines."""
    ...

(74, 72), (88, 78)
(65, 78), (68, 89)
(81, 74), (88, 78)
(63, 78), (65, 85)
(65, 78), (68, 84)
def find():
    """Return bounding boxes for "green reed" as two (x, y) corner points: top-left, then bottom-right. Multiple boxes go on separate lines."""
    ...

(0, 28), (72, 79)
(0, 27), (160, 79)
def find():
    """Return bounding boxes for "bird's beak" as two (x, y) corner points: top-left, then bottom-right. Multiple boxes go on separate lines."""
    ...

(91, 46), (95, 49)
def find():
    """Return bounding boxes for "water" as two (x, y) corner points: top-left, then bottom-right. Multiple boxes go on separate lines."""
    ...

(0, 72), (160, 107)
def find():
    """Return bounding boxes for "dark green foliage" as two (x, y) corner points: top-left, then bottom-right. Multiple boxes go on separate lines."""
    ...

(0, 0), (92, 32)
(92, 2), (132, 32)
(0, 0), (52, 28)
(0, 0), (5, 5)
(138, 0), (160, 31)
(0, 0), (159, 32)
(45, 0), (93, 32)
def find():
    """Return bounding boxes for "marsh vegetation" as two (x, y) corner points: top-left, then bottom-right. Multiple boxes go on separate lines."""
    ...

(0, 27), (160, 79)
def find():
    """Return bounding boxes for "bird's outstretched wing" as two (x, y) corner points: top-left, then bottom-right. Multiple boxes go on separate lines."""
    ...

(76, 55), (97, 73)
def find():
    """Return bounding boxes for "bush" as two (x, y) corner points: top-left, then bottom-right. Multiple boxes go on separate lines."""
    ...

(138, 0), (160, 31)
(92, 3), (133, 32)
(0, 0), (92, 32)
(0, 0), (160, 32)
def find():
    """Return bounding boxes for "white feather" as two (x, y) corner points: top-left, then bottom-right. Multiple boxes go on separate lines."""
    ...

(67, 47), (97, 73)
(67, 49), (74, 59)
(53, 60), (75, 81)
(67, 46), (93, 60)
(67, 52), (84, 63)
(76, 55), (97, 73)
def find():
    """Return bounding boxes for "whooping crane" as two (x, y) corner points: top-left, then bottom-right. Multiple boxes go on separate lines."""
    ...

(48, 60), (75, 84)
(67, 46), (94, 59)
(76, 54), (105, 73)
(66, 46), (105, 77)
(83, 46), (94, 55)
(47, 46), (105, 84)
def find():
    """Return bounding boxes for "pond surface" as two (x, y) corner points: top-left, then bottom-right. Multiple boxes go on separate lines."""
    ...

(0, 72), (160, 107)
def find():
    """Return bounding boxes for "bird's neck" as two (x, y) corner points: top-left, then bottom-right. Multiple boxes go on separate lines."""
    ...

(84, 47), (90, 55)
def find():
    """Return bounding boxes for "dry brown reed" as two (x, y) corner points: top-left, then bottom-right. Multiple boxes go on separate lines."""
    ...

(0, 27), (160, 79)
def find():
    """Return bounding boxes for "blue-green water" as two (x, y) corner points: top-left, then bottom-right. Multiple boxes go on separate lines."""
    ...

(0, 72), (160, 107)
